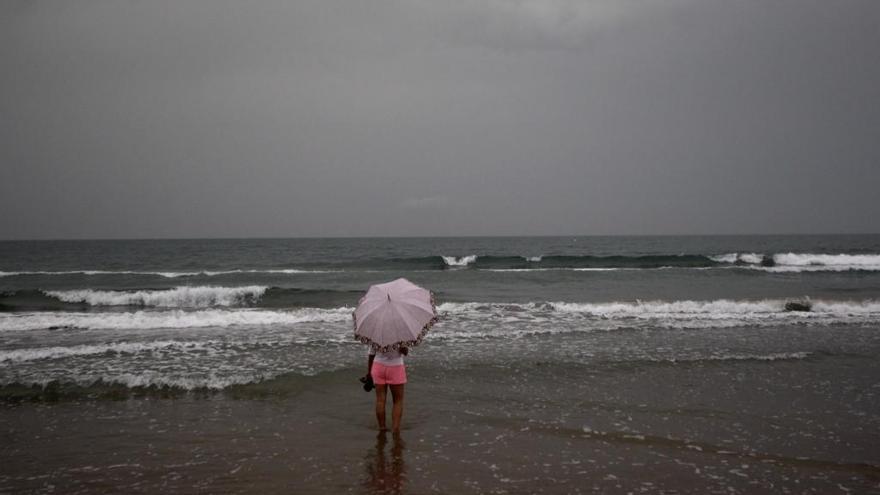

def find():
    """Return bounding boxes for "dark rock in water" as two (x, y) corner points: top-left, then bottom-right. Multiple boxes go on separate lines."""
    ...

(761, 255), (775, 267)
(784, 301), (812, 312)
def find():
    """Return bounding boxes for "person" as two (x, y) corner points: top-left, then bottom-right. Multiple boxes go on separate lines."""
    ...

(363, 345), (408, 432)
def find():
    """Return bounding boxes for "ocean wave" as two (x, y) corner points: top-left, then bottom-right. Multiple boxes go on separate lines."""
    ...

(481, 268), (561, 272)
(758, 253), (880, 272)
(711, 253), (880, 272)
(572, 268), (635, 272)
(483, 267), (647, 272)
(0, 351), (812, 395)
(0, 287), (364, 311)
(0, 340), (218, 363)
(388, 254), (721, 270)
(0, 372), (277, 392)
(44, 286), (268, 308)
(5, 253), (880, 275)
(442, 255), (478, 267)
(548, 299), (784, 316)
(562, 299), (880, 316)
(0, 269), (338, 278)
(774, 253), (880, 267)
(436, 298), (880, 328)
(0, 307), (353, 332)
(438, 252), (880, 271)
(0, 350), (816, 395)
(709, 253), (764, 264)
(0, 270), (197, 278)
(88, 372), (269, 390)
(4, 297), (879, 333)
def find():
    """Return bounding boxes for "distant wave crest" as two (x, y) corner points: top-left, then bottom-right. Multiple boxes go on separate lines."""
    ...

(435, 298), (880, 331)
(711, 252), (880, 272)
(446, 298), (880, 316)
(0, 269), (336, 278)
(441, 255), (478, 267)
(44, 286), (268, 308)
(5, 252), (879, 274)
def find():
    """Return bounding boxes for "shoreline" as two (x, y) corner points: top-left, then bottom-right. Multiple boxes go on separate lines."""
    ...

(3, 354), (879, 493)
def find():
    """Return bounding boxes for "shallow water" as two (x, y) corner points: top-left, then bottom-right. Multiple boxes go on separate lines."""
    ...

(2, 236), (880, 492)
(3, 342), (879, 493)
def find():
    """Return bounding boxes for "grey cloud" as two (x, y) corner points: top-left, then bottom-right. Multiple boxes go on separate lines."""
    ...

(1, 0), (878, 238)
(400, 196), (452, 210)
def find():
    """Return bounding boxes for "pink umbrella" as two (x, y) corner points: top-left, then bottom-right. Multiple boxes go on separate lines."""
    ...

(353, 278), (438, 352)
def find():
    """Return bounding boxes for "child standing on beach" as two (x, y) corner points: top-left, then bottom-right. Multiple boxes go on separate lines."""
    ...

(364, 346), (408, 432)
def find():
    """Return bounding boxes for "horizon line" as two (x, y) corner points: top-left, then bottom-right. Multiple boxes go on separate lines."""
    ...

(1, 232), (879, 242)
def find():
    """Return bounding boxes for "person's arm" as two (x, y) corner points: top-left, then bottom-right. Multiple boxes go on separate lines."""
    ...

(366, 353), (375, 378)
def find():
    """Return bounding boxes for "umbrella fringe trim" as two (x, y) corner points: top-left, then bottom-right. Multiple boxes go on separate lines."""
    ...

(353, 293), (438, 353)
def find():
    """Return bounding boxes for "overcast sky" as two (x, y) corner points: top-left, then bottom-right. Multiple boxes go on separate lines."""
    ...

(1, 0), (878, 239)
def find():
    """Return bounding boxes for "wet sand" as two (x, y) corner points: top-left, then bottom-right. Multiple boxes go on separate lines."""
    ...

(3, 353), (880, 494)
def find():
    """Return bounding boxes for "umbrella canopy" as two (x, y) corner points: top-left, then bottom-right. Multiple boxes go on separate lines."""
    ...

(353, 278), (438, 352)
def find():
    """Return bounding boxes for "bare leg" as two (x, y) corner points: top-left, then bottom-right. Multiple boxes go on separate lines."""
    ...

(375, 384), (388, 431)
(390, 384), (405, 432)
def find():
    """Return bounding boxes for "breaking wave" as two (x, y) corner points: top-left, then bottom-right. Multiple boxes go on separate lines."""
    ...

(442, 255), (478, 267)
(3, 297), (879, 333)
(0, 269), (338, 278)
(44, 286), (268, 308)
(711, 253), (880, 272)
(2, 297), (875, 394)
(420, 252), (880, 272)
(436, 298), (880, 330)
(708, 253), (764, 265)
(766, 253), (880, 272)
(5, 253), (878, 274)
(0, 287), (363, 311)
(391, 254), (719, 270)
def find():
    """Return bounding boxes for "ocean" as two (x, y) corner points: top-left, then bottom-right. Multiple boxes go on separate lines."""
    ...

(2, 235), (879, 493)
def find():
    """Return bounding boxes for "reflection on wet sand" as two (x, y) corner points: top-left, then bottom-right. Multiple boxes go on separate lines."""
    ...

(364, 431), (406, 494)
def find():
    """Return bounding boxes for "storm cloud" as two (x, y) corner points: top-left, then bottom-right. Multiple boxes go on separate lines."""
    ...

(1, 0), (878, 238)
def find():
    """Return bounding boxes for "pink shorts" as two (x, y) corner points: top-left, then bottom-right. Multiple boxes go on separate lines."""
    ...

(371, 362), (407, 385)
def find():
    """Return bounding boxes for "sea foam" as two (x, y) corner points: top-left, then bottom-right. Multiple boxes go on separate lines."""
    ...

(436, 298), (880, 329)
(0, 307), (353, 332)
(0, 269), (336, 278)
(44, 286), (268, 308)
(442, 255), (478, 267)
(711, 252), (880, 272)
(769, 253), (880, 271)
(0, 340), (218, 363)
